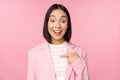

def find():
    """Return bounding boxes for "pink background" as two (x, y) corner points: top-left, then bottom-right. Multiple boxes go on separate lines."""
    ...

(0, 0), (120, 80)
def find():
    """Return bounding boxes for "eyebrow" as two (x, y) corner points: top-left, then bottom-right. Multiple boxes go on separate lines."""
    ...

(50, 15), (67, 18)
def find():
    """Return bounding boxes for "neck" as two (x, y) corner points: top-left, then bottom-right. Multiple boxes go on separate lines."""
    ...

(51, 39), (65, 45)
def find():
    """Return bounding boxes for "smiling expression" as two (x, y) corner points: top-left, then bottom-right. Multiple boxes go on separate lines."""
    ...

(48, 9), (68, 44)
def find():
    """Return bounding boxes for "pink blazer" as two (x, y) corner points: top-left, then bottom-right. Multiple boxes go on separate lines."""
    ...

(27, 41), (90, 80)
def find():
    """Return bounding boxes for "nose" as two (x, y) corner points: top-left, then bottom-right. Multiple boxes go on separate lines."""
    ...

(55, 21), (61, 29)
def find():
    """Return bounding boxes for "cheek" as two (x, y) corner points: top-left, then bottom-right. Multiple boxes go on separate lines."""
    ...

(63, 27), (67, 31)
(62, 24), (68, 31)
(48, 27), (53, 34)
(48, 23), (54, 31)
(48, 25), (54, 36)
(48, 23), (52, 28)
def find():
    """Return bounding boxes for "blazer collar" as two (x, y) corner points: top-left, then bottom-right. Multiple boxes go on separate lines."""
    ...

(42, 41), (56, 80)
(41, 41), (76, 49)
(41, 41), (75, 80)
(65, 42), (76, 80)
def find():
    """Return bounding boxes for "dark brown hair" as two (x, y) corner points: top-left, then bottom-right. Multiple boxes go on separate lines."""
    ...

(43, 4), (72, 43)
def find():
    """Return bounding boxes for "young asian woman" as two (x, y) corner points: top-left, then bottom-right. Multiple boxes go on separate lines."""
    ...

(27, 4), (90, 80)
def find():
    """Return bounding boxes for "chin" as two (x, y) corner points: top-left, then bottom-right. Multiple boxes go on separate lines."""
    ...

(52, 36), (64, 41)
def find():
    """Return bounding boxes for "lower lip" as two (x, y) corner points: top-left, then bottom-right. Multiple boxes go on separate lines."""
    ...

(54, 32), (61, 36)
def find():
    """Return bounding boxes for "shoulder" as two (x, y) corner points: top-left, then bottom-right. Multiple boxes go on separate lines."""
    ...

(67, 42), (87, 58)
(27, 42), (48, 63)
(67, 42), (83, 50)
(28, 42), (47, 55)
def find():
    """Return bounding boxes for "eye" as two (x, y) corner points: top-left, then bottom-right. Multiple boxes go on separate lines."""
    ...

(50, 19), (55, 23)
(61, 20), (67, 23)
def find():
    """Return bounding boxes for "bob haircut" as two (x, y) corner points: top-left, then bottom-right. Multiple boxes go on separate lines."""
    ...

(43, 4), (72, 43)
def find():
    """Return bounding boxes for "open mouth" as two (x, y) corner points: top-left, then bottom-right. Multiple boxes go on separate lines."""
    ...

(53, 30), (62, 36)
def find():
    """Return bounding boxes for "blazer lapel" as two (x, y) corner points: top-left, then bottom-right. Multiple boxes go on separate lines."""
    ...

(65, 42), (76, 80)
(42, 42), (56, 80)
(65, 63), (72, 80)
(41, 42), (75, 80)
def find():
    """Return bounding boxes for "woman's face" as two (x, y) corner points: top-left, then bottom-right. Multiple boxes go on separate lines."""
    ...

(48, 9), (68, 44)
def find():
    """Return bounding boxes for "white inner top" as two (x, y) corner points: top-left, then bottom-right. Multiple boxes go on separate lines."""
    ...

(49, 42), (67, 80)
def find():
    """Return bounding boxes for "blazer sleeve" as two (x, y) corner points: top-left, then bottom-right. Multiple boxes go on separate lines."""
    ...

(71, 48), (90, 80)
(27, 51), (36, 80)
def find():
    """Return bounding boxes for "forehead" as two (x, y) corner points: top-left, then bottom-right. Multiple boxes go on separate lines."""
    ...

(50, 9), (67, 18)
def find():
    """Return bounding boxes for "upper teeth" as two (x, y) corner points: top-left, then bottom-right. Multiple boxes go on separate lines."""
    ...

(54, 30), (61, 32)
